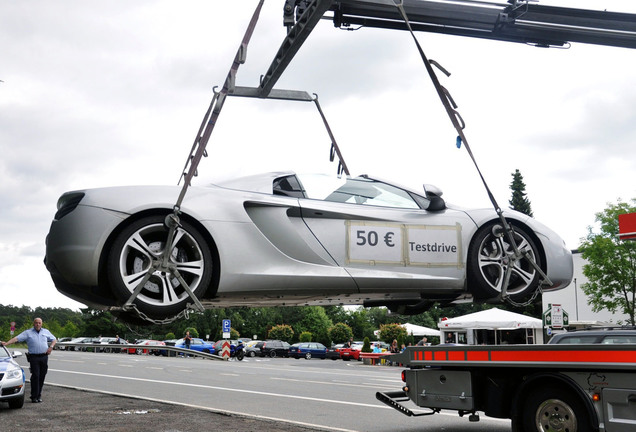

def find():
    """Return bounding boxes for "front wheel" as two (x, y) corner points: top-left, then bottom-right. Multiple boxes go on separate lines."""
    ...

(467, 223), (542, 301)
(521, 386), (592, 432)
(236, 350), (244, 361)
(107, 215), (214, 320)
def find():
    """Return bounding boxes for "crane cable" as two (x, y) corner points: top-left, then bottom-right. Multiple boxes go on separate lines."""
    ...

(393, 0), (551, 305)
(119, 1), (265, 323)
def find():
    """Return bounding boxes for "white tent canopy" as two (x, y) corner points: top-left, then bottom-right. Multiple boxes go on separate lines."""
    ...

(438, 308), (542, 330)
(402, 323), (441, 337)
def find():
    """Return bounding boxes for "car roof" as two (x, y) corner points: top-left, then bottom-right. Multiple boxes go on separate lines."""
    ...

(549, 327), (636, 344)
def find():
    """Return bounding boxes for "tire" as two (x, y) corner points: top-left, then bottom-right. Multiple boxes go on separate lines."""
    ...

(269, 350), (277, 358)
(521, 386), (592, 432)
(248, 351), (256, 357)
(8, 394), (24, 409)
(103, 347), (111, 354)
(467, 223), (542, 301)
(136, 348), (144, 355)
(236, 350), (244, 361)
(305, 352), (312, 360)
(107, 214), (213, 319)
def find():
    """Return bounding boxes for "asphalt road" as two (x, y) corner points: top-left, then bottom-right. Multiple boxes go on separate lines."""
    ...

(6, 350), (513, 432)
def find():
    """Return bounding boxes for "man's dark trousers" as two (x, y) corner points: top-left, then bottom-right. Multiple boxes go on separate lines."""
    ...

(28, 354), (48, 400)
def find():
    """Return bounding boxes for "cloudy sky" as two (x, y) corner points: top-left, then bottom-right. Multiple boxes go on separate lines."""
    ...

(1, 0), (635, 311)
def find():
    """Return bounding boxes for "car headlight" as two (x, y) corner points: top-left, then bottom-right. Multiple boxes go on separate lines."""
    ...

(5, 364), (23, 380)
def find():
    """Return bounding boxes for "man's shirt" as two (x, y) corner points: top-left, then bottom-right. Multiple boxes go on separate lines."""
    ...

(16, 328), (56, 354)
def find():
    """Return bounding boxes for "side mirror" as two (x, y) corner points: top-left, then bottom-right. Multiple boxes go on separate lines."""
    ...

(423, 184), (446, 211)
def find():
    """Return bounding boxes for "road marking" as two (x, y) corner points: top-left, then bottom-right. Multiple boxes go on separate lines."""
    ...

(49, 369), (389, 410)
(147, 367), (164, 370)
(273, 377), (395, 390)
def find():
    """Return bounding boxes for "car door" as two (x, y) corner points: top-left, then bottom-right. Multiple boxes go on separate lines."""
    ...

(297, 175), (474, 292)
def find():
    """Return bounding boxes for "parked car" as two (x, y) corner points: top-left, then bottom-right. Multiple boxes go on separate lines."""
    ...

(255, 340), (289, 358)
(339, 344), (362, 361)
(0, 346), (25, 409)
(54, 337), (72, 350)
(95, 337), (119, 353)
(127, 339), (167, 355)
(68, 337), (99, 351)
(175, 338), (216, 354)
(45, 171), (573, 322)
(289, 342), (333, 359)
(244, 340), (262, 358)
(548, 327), (636, 345)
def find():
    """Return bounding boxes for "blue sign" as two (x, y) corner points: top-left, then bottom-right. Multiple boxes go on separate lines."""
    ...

(222, 319), (231, 333)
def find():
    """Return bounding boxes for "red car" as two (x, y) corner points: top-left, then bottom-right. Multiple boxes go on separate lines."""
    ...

(339, 344), (362, 361)
(127, 339), (166, 355)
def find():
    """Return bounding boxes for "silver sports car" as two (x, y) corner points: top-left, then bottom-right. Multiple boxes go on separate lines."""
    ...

(44, 171), (573, 320)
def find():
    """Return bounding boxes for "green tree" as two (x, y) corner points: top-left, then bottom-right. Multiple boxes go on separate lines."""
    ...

(299, 331), (312, 342)
(580, 199), (636, 325)
(361, 337), (371, 353)
(509, 169), (533, 217)
(289, 307), (333, 346)
(328, 323), (353, 343)
(268, 324), (294, 342)
(378, 323), (407, 344)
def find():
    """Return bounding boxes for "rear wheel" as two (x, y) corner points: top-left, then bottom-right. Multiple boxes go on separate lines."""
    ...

(521, 386), (591, 432)
(107, 215), (213, 319)
(468, 223), (542, 301)
(269, 350), (277, 358)
(305, 352), (312, 360)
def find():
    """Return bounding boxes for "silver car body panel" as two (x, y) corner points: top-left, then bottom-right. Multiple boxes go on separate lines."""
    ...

(45, 171), (573, 309)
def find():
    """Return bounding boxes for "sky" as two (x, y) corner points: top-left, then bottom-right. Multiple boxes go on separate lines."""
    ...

(1, 1), (635, 311)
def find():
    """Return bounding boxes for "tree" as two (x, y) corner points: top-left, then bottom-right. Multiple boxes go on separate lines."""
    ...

(328, 323), (353, 343)
(378, 323), (407, 344)
(268, 324), (294, 342)
(580, 199), (636, 325)
(299, 331), (312, 342)
(509, 169), (533, 217)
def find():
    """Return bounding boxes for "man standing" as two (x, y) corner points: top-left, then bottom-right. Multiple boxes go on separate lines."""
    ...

(1, 318), (57, 403)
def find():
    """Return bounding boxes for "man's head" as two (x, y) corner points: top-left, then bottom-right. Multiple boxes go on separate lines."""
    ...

(33, 318), (43, 331)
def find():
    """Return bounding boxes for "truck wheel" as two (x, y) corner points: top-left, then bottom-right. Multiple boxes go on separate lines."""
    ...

(522, 386), (591, 432)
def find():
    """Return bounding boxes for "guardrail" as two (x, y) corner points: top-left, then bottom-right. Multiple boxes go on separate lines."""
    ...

(56, 342), (225, 361)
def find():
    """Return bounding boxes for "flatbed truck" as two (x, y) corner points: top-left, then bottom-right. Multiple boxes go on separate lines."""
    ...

(378, 344), (636, 432)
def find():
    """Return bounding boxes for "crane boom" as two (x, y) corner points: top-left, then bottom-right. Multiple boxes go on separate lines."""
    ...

(259, 0), (636, 96)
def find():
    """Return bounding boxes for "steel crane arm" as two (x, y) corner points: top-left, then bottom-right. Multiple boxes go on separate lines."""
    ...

(260, 0), (636, 96)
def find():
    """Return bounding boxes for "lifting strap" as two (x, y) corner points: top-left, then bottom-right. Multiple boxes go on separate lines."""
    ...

(393, 0), (551, 305)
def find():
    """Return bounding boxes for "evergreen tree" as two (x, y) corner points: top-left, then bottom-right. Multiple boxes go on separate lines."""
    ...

(509, 169), (533, 217)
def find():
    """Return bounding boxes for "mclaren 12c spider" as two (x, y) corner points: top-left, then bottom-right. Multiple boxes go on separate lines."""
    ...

(44, 171), (573, 320)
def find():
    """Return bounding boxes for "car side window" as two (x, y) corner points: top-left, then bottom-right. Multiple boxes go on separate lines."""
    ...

(297, 174), (421, 209)
(601, 335), (636, 344)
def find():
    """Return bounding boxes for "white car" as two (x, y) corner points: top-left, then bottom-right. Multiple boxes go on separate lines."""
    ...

(0, 346), (25, 409)
(45, 171), (573, 321)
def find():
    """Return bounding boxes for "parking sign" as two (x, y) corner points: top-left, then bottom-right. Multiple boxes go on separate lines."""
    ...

(222, 319), (231, 333)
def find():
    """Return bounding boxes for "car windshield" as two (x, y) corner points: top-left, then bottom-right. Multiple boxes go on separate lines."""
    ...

(0, 345), (10, 359)
(297, 174), (421, 209)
